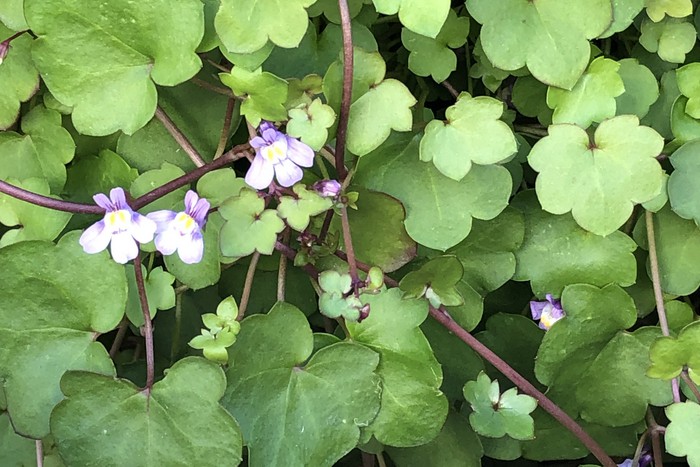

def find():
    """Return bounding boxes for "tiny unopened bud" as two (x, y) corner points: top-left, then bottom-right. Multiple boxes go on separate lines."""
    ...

(366, 266), (384, 290)
(313, 179), (342, 198)
(357, 303), (371, 322)
(0, 40), (10, 65)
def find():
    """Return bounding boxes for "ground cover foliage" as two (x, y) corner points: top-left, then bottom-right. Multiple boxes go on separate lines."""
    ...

(1, 0), (700, 466)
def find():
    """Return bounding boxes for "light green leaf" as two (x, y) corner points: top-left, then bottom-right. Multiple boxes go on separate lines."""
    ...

(221, 42), (274, 71)
(666, 300), (695, 333)
(220, 67), (288, 127)
(51, 358), (242, 466)
(670, 95), (700, 146)
(347, 289), (448, 447)
(129, 163), (186, 214)
(601, 0), (645, 37)
(372, 0), (450, 38)
(615, 58), (660, 119)
(467, 0), (612, 90)
(0, 26), (39, 129)
(323, 48), (386, 111)
(277, 184), (333, 231)
(307, 0), (365, 23)
(669, 139), (700, 225)
(25, 0), (204, 135)
(676, 63), (700, 119)
(469, 39), (524, 93)
(0, 412), (34, 466)
(639, 17), (697, 64)
(648, 321), (700, 383)
(355, 133), (512, 250)
(665, 402), (700, 466)
(0, 1), (28, 30)
(222, 302), (381, 467)
(547, 57), (625, 128)
(642, 70), (679, 139)
(420, 92), (517, 181)
(125, 265), (175, 328)
(645, 0), (693, 22)
(401, 9), (469, 83)
(400, 256), (464, 308)
(512, 191), (637, 297)
(196, 168), (247, 208)
(0, 233), (125, 438)
(318, 270), (364, 321)
(64, 149), (138, 204)
(286, 98), (336, 150)
(215, 0), (315, 54)
(529, 115), (664, 235)
(219, 188), (286, 257)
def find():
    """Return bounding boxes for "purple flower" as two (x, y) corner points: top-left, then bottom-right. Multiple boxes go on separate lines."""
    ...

(313, 179), (342, 198)
(530, 294), (566, 330)
(147, 190), (210, 264)
(245, 121), (315, 190)
(79, 187), (157, 264)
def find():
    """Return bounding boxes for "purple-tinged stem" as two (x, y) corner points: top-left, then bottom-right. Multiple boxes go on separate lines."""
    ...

(237, 252), (260, 321)
(155, 105), (206, 168)
(334, 0), (353, 181)
(214, 98), (236, 159)
(0, 179), (103, 214)
(339, 205), (359, 286)
(133, 254), (155, 391)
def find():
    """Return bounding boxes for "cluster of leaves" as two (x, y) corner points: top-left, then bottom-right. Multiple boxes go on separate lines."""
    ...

(2, 0), (700, 466)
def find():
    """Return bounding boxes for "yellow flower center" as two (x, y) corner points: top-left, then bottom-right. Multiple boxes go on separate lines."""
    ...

(105, 210), (130, 231)
(261, 141), (285, 163)
(174, 212), (196, 234)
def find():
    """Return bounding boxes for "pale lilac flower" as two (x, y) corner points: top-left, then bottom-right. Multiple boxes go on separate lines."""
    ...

(313, 179), (342, 198)
(530, 294), (566, 330)
(245, 121), (315, 190)
(147, 190), (210, 264)
(79, 187), (157, 264)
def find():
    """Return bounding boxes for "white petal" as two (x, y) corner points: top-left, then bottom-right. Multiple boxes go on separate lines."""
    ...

(286, 137), (315, 167)
(177, 233), (204, 264)
(129, 213), (157, 243)
(245, 154), (275, 190)
(155, 230), (180, 256)
(146, 210), (177, 232)
(274, 158), (303, 187)
(110, 232), (139, 264)
(79, 220), (111, 254)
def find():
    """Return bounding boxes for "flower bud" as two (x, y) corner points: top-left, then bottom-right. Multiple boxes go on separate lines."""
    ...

(313, 179), (342, 198)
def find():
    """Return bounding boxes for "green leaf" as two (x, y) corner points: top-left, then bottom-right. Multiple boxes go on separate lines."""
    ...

(645, 0), (693, 22)
(666, 300), (695, 332)
(25, 0), (204, 135)
(286, 98), (336, 150)
(648, 321), (700, 383)
(0, 412), (34, 466)
(219, 188), (286, 257)
(372, 0), (450, 38)
(528, 115), (664, 235)
(546, 57), (625, 128)
(0, 26), (39, 129)
(512, 191), (637, 297)
(463, 372), (537, 440)
(323, 48), (386, 111)
(355, 133), (512, 251)
(196, 168), (247, 208)
(615, 58), (660, 119)
(0, 178), (71, 246)
(215, 0), (315, 54)
(220, 67), (288, 127)
(669, 139), (700, 225)
(222, 302), (381, 467)
(601, 0), (645, 38)
(318, 270), (364, 321)
(51, 357), (242, 466)
(0, 1), (28, 30)
(400, 256), (464, 308)
(512, 75), (553, 125)
(665, 401), (700, 466)
(469, 39), (524, 93)
(634, 206), (700, 295)
(346, 289), (448, 447)
(670, 95), (700, 146)
(467, 0), (612, 90)
(64, 149), (138, 204)
(128, 163), (187, 214)
(401, 10), (469, 83)
(307, 0), (365, 23)
(0, 233), (125, 438)
(641, 70), (679, 139)
(125, 265), (175, 328)
(639, 17), (697, 64)
(277, 184), (333, 231)
(420, 92), (517, 181)
(677, 63), (700, 119)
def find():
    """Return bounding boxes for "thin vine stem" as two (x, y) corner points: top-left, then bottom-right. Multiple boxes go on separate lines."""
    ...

(631, 430), (649, 467)
(645, 210), (682, 403)
(191, 77), (235, 97)
(277, 230), (290, 302)
(334, 0), (353, 181)
(133, 254), (155, 391)
(214, 97), (236, 159)
(237, 252), (260, 320)
(155, 105), (206, 167)
(681, 370), (700, 402)
(339, 205), (360, 286)
(108, 319), (129, 359)
(646, 409), (665, 467)
(441, 80), (459, 99)
(35, 440), (43, 467)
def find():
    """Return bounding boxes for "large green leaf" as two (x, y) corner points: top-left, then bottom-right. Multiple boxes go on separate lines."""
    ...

(665, 402), (700, 466)
(0, 25), (39, 129)
(51, 358), (242, 466)
(648, 321), (700, 383)
(529, 115), (664, 235)
(220, 67), (288, 126)
(467, 0), (612, 90)
(512, 191), (637, 297)
(668, 139), (700, 225)
(25, 0), (204, 135)
(615, 58), (660, 118)
(355, 133), (512, 251)
(639, 17), (697, 64)
(372, 0), (450, 38)
(0, 1), (28, 30)
(0, 412), (34, 466)
(645, 0), (693, 22)
(0, 233), (125, 438)
(347, 289), (448, 447)
(222, 302), (381, 467)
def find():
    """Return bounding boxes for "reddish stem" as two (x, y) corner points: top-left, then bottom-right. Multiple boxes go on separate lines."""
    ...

(133, 254), (154, 391)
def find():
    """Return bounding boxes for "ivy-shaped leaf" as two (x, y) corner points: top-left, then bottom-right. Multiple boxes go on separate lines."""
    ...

(220, 67), (288, 127)
(125, 265), (175, 327)
(463, 372), (537, 440)
(25, 0), (204, 135)
(196, 168), (247, 208)
(0, 1), (28, 31)
(51, 358), (242, 466)
(400, 256), (464, 308)
(639, 17), (697, 64)
(546, 57), (625, 128)
(307, 0), (365, 24)
(355, 133), (512, 251)
(277, 184), (333, 231)
(372, 0), (450, 39)
(665, 402), (700, 466)
(286, 98), (336, 150)
(219, 188), (285, 258)
(615, 58), (660, 119)
(642, 70), (679, 140)
(347, 289), (448, 447)
(318, 270), (364, 321)
(645, 0), (693, 22)
(129, 163), (187, 214)
(469, 39), (525, 93)
(512, 191), (637, 297)
(467, 0), (612, 90)
(215, 0), (315, 54)
(675, 63), (700, 118)
(648, 321), (700, 383)
(512, 75), (553, 126)
(669, 139), (700, 225)
(323, 48), (386, 111)
(420, 92), (517, 181)
(222, 302), (381, 467)
(0, 233), (125, 438)
(529, 115), (664, 235)
(601, 0), (645, 38)
(0, 25), (39, 129)
(401, 10), (469, 83)
(0, 412), (34, 465)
